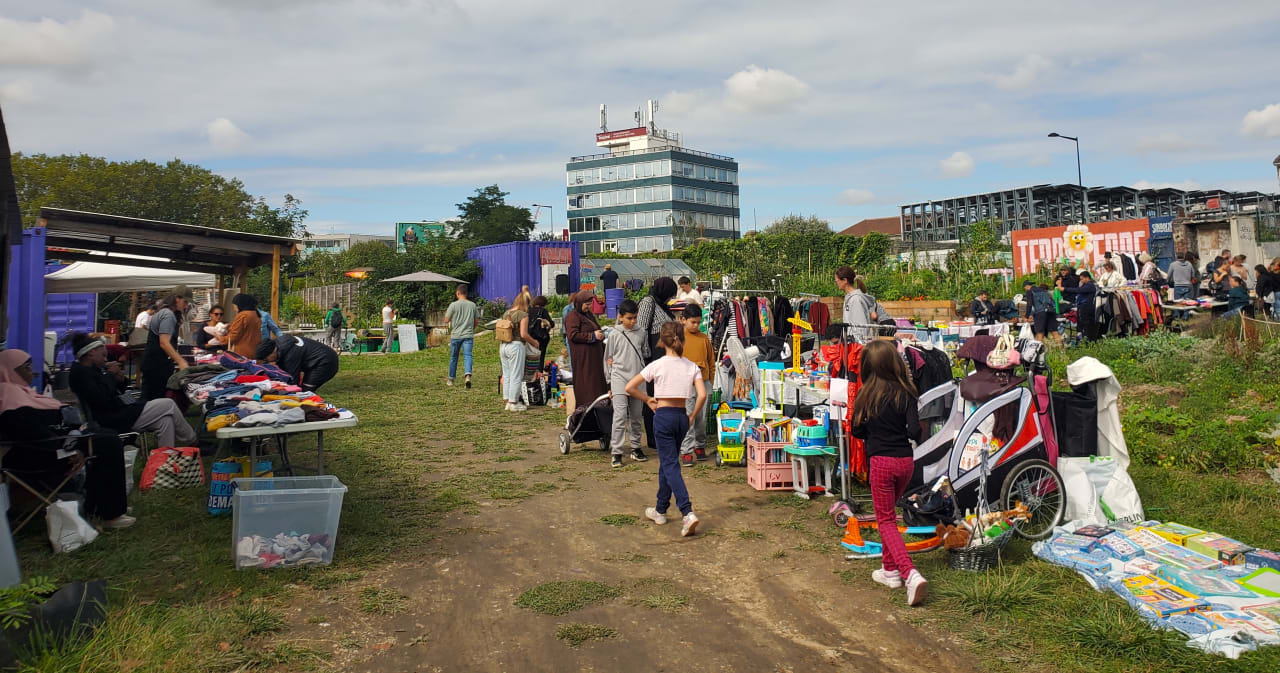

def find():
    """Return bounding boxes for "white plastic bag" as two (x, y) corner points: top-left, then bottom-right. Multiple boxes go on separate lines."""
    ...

(1018, 322), (1034, 340)
(46, 500), (98, 553)
(1059, 456), (1144, 525)
(123, 445), (139, 494)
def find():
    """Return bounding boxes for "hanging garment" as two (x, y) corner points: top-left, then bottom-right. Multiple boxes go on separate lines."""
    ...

(772, 297), (794, 337)
(808, 301), (830, 336)
(758, 297), (771, 335)
(1119, 254), (1138, 282)
(744, 296), (762, 337)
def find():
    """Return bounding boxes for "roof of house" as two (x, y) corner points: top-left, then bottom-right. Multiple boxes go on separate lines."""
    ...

(838, 216), (901, 237)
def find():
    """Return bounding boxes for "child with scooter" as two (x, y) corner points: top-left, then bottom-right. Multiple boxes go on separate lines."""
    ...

(850, 339), (928, 606)
(626, 322), (706, 537)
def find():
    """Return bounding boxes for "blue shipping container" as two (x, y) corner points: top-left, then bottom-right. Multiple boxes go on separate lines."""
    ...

(465, 241), (580, 303)
(46, 292), (97, 364)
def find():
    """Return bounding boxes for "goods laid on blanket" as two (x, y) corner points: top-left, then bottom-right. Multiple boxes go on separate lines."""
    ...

(176, 352), (351, 430)
(1035, 521), (1280, 658)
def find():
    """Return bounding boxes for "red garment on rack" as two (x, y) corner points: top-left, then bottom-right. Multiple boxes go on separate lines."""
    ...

(808, 301), (830, 336)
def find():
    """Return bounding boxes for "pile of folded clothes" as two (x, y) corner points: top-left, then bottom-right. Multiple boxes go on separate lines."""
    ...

(236, 532), (334, 568)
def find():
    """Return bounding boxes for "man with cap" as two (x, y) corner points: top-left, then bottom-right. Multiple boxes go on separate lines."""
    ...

(140, 284), (192, 400)
(599, 264), (619, 291)
(256, 335), (340, 391)
(70, 332), (198, 447)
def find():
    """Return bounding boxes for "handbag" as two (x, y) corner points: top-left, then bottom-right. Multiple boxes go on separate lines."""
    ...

(495, 311), (515, 343)
(140, 447), (205, 490)
(521, 379), (547, 406)
(986, 334), (1021, 370)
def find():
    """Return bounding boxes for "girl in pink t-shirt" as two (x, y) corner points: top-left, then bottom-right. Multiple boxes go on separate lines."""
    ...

(625, 322), (706, 536)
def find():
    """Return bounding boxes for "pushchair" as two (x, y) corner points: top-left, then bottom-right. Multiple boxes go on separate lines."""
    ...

(557, 393), (613, 454)
(904, 335), (1066, 540)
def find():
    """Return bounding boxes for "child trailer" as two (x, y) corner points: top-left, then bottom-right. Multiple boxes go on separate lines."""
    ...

(558, 393), (613, 454)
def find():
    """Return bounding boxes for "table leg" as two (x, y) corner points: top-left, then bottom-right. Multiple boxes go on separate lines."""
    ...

(250, 437), (258, 476)
(317, 431), (325, 475)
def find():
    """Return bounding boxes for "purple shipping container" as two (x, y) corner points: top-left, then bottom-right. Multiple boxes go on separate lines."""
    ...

(465, 241), (580, 303)
(46, 292), (97, 364)
(6, 228), (48, 388)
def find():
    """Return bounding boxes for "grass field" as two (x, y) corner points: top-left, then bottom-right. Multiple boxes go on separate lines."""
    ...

(8, 327), (1280, 672)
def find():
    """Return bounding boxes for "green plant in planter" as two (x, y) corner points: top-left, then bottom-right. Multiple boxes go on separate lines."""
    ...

(0, 577), (57, 630)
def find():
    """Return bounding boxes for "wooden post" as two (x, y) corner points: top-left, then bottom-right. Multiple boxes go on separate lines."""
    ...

(270, 245), (281, 318)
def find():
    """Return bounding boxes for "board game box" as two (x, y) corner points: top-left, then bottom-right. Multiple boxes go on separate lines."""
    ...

(1186, 532), (1253, 566)
(1119, 575), (1210, 617)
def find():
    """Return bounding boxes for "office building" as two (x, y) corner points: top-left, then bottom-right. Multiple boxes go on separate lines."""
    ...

(566, 101), (740, 254)
(301, 233), (395, 256)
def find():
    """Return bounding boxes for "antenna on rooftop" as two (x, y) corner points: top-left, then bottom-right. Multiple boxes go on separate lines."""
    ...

(599, 104), (607, 132)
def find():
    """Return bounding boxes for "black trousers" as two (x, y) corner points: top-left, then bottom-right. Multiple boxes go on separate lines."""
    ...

(642, 381), (657, 449)
(84, 434), (127, 521)
(1077, 309), (1097, 342)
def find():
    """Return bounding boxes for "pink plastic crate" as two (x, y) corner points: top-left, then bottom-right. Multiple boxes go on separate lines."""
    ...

(747, 438), (795, 491)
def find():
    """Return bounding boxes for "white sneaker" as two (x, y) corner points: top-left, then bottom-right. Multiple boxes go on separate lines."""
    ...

(905, 570), (928, 606)
(872, 568), (903, 589)
(645, 507), (667, 525)
(503, 402), (514, 411)
(511, 403), (528, 412)
(102, 514), (136, 529)
(681, 512), (699, 537)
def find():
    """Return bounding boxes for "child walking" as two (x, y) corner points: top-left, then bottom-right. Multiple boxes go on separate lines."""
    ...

(626, 322), (705, 536)
(678, 304), (714, 466)
(604, 300), (648, 468)
(850, 339), (927, 606)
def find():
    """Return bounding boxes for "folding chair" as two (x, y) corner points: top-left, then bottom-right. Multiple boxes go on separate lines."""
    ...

(1, 433), (94, 534)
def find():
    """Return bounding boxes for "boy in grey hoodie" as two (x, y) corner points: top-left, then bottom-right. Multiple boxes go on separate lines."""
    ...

(604, 299), (648, 468)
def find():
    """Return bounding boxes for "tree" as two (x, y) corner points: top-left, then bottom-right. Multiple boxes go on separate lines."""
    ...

(669, 212), (703, 250)
(450, 184), (535, 246)
(763, 214), (830, 236)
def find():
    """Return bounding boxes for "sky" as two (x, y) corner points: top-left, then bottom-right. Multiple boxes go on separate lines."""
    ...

(3, 0), (1280, 238)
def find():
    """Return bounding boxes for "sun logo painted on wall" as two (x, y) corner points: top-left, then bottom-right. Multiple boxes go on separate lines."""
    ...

(1062, 224), (1094, 266)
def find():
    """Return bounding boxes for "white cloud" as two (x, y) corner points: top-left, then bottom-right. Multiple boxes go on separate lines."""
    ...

(1132, 133), (1201, 153)
(0, 80), (35, 105)
(837, 188), (875, 205)
(1241, 103), (1280, 138)
(203, 118), (251, 151)
(939, 151), (975, 178)
(993, 54), (1052, 89)
(724, 65), (810, 111)
(1132, 179), (1202, 191)
(0, 10), (116, 67)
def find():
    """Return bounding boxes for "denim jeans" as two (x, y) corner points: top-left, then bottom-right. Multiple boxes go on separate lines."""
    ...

(499, 341), (526, 403)
(449, 338), (474, 379)
(1173, 285), (1193, 320)
(654, 407), (692, 516)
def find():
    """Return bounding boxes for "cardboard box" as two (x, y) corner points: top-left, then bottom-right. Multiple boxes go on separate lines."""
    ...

(1200, 610), (1280, 639)
(1122, 528), (1172, 550)
(1245, 549), (1280, 572)
(1049, 533), (1098, 554)
(1064, 551), (1112, 575)
(1144, 522), (1206, 546)
(1145, 542), (1222, 571)
(1186, 533), (1254, 566)
(1119, 575), (1210, 617)
(1074, 525), (1114, 538)
(1097, 533), (1143, 561)
(1155, 566), (1259, 598)
(1123, 558), (1164, 576)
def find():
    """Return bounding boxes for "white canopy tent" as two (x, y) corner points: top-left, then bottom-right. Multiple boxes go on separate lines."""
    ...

(44, 261), (216, 293)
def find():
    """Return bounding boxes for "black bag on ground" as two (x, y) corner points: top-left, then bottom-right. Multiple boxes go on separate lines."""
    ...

(897, 484), (957, 527)
(521, 380), (547, 407)
(1051, 381), (1098, 457)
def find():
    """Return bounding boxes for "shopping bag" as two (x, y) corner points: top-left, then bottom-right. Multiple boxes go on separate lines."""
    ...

(521, 380), (547, 407)
(1018, 323), (1034, 341)
(46, 500), (98, 553)
(208, 461), (238, 515)
(140, 447), (204, 490)
(1058, 456), (1143, 525)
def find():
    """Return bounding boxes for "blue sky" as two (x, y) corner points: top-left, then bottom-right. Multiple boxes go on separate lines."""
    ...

(3, 0), (1280, 238)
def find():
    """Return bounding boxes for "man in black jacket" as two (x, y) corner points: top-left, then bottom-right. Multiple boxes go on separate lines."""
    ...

(68, 333), (197, 448)
(1060, 271), (1098, 343)
(256, 336), (340, 391)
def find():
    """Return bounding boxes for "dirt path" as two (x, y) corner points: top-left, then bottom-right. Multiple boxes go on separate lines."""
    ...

(282, 411), (975, 672)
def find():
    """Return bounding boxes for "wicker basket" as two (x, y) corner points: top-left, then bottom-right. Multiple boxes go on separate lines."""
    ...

(947, 529), (1014, 571)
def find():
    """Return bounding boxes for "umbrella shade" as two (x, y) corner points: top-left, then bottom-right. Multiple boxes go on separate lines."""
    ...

(381, 270), (465, 283)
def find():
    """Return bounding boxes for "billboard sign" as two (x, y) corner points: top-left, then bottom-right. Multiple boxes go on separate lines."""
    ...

(396, 222), (446, 250)
(1011, 219), (1149, 276)
(595, 127), (647, 142)
(538, 246), (572, 265)
(1149, 216), (1174, 239)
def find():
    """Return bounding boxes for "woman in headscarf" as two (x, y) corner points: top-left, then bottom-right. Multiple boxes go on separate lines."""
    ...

(0, 350), (133, 528)
(226, 294), (263, 358)
(564, 290), (607, 411)
(634, 277), (679, 447)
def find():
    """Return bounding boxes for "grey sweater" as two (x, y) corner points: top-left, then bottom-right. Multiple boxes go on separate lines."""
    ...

(1168, 260), (1196, 287)
(603, 325), (647, 394)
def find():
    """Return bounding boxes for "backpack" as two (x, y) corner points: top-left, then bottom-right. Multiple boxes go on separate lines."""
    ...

(327, 309), (343, 329)
(495, 311), (516, 343)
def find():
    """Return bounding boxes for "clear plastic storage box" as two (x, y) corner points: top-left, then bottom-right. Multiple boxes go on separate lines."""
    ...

(232, 476), (348, 569)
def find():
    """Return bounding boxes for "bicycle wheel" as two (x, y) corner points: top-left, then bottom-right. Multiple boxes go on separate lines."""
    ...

(999, 458), (1064, 540)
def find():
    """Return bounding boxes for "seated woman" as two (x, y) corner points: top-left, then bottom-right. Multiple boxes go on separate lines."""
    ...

(195, 304), (228, 352)
(68, 333), (198, 448)
(255, 335), (340, 391)
(0, 349), (134, 529)
(1221, 274), (1253, 319)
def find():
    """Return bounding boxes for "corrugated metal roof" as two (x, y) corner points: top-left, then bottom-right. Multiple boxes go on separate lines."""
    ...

(583, 257), (695, 281)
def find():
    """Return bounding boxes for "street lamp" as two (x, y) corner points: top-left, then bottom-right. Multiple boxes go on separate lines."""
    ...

(531, 204), (553, 239)
(1049, 132), (1084, 224)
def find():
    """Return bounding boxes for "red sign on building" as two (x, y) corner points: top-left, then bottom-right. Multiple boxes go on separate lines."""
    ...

(539, 247), (572, 265)
(1010, 219), (1150, 276)
(595, 127), (647, 142)
(1205, 197), (1221, 210)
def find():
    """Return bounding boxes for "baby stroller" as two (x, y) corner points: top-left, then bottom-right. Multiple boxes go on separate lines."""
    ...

(905, 335), (1066, 540)
(558, 393), (613, 454)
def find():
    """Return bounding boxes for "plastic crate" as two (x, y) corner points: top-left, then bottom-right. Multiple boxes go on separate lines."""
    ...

(746, 438), (795, 491)
(232, 476), (348, 569)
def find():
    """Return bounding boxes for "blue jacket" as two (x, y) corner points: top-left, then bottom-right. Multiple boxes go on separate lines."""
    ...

(258, 310), (283, 340)
(1062, 282), (1097, 312)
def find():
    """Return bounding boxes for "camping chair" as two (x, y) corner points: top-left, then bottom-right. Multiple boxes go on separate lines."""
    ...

(0, 406), (103, 534)
(74, 392), (150, 453)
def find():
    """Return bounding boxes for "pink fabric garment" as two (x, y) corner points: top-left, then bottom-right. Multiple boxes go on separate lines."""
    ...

(1033, 374), (1059, 466)
(0, 349), (62, 414)
(870, 455), (916, 575)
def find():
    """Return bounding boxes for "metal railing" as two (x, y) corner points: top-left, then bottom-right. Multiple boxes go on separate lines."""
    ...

(569, 145), (735, 164)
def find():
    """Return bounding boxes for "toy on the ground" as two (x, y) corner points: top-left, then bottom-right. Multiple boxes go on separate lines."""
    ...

(715, 410), (747, 466)
(840, 516), (941, 558)
(1119, 575), (1211, 617)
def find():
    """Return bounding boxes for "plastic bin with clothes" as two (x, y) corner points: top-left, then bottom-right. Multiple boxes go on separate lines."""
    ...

(232, 476), (347, 569)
